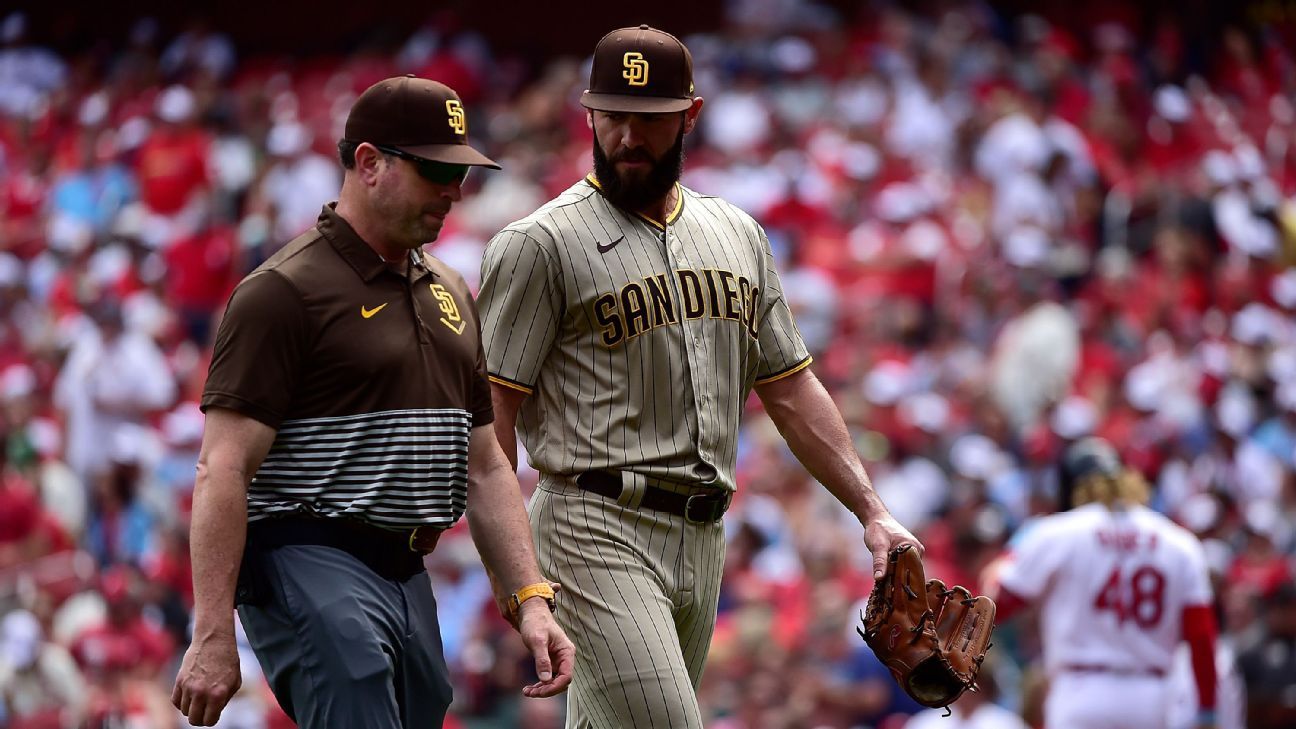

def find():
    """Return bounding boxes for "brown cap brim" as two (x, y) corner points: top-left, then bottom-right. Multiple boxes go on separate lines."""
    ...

(580, 90), (694, 113)
(396, 143), (501, 169)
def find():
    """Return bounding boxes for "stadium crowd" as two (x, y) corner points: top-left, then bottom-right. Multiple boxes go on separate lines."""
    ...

(0, 2), (1294, 727)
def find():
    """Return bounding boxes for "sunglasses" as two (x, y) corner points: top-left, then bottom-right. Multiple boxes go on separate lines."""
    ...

(373, 145), (470, 186)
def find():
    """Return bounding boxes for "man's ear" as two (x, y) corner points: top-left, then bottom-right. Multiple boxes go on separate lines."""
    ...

(353, 143), (385, 185)
(683, 97), (704, 134)
(586, 110), (595, 131)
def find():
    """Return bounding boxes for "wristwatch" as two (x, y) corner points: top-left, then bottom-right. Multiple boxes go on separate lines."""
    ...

(509, 582), (557, 617)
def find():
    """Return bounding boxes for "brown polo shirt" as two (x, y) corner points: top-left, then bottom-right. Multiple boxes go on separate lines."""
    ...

(202, 204), (492, 530)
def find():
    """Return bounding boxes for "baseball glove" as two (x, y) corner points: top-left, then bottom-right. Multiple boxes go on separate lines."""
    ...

(857, 544), (996, 710)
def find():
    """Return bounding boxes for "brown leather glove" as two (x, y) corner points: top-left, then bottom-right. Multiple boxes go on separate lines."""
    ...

(857, 544), (997, 710)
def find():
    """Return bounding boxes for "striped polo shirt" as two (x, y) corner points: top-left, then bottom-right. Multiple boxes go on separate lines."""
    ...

(479, 176), (810, 491)
(202, 204), (493, 530)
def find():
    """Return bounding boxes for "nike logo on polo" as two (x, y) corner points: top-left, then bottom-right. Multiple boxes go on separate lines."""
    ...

(596, 236), (625, 254)
(361, 303), (389, 318)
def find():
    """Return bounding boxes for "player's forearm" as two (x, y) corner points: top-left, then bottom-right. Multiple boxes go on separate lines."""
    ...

(1183, 604), (1219, 711)
(755, 370), (889, 522)
(490, 383), (524, 471)
(492, 417), (519, 471)
(467, 470), (545, 593)
(189, 461), (250, 640)
(185, 409), (275, 642)
(466, 429), (544, 594)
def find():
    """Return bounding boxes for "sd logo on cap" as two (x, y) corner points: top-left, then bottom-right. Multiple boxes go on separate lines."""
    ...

(344, 75), (499, 169)
(581, 25), (695, 113)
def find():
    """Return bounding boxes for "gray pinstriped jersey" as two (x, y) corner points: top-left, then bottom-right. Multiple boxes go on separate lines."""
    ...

(478, 175), (810, 492)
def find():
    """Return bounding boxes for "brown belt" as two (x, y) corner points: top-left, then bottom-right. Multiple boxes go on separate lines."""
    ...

(576, 470), (731, 523)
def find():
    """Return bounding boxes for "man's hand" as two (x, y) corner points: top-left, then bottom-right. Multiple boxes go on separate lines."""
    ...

(516, 598), (575, 698)
(864, 513), (923, 580)
(172, 631), (242, 726)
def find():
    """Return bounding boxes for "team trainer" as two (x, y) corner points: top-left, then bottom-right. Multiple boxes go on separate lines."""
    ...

(479, 25), (918, 728)
(173, 76), (573, 728)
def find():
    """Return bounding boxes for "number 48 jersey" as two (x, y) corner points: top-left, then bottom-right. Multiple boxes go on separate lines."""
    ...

(997, 503), (1213, 675)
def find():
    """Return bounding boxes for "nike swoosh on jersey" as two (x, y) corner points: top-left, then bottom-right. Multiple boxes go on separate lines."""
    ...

(361, 303), (389, 318)
(596, 236), (625, 254)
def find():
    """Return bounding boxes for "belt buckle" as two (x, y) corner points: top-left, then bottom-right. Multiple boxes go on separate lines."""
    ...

(685, 491), (730, 524)
(408, 526), (440, 553)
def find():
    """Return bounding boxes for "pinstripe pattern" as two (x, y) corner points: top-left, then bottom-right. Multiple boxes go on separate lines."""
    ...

(479, 176), (809, 728)
(479, 177), (811, 491)
(530, 476), (723, 729)
(247, 408), (472, 529)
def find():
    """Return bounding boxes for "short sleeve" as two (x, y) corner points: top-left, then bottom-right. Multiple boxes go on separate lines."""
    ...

(201, 270), (311, 428)
(469, 316), (495, 427)
(752, 228), (811, 383)
(478, 228), (562, 394)
(997, 517), (1067, 600)
(1179, 534), (1214, 607)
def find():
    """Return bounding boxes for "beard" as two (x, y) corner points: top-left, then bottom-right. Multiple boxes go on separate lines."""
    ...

(592, 126), (685, 212)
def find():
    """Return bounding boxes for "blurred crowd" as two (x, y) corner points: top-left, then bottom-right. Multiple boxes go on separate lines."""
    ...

(1, 1), (1295, 728)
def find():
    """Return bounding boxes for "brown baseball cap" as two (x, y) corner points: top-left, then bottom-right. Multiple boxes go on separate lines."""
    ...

(344, 75), (500, 169)
(580, 25), (695, 113)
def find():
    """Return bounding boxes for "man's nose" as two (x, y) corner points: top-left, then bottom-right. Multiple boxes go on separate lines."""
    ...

(619, 122), (645, 149)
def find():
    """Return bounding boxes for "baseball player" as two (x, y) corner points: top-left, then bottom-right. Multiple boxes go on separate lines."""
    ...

(986, 438), (1219, 729)
(478, 25), (918, 728)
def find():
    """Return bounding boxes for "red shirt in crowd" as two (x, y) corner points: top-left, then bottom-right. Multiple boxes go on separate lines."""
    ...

(0, 164), (49, 259)
(0, 473), (41, 545)
(135, 126), (209, 215)
(71, 616), (175, 677)
(1227, 547), (1293, 600)
(163, 224), (238, 313)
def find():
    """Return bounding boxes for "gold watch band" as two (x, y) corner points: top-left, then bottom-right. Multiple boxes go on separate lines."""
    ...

(510, 582), (556, 616)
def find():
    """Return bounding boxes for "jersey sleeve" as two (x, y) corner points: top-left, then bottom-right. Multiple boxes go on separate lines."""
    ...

(478, 228), (563, 395)
(1179, 532), (1214, 607)
(752, 227), (811, 383)
(201, 270), (311, 429)
(997, 517), (1068, 600)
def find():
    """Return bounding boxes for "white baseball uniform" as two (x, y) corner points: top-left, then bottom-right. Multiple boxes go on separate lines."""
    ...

(997, 503), (1213, 729)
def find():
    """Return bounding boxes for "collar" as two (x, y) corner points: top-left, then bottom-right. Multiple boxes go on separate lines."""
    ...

(316, 203), (437, 283)
(585, 173), (684, 231)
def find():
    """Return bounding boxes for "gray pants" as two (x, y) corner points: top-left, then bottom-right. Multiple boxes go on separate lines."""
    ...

(237, 543), (452, 728)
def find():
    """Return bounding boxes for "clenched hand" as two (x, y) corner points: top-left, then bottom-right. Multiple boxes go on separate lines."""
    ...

(172, 631), (242, 726)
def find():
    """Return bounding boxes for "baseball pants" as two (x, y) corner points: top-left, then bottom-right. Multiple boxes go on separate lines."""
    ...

(530, 473), (726, 729)
(237, 542), (453, 729)
(1046, 671), (1170, 729)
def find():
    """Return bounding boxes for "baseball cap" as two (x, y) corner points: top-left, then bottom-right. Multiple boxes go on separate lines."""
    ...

(1058, 437), (1122, 509)
(581, 25), (695, 113)
(344, 75), (499, 169)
